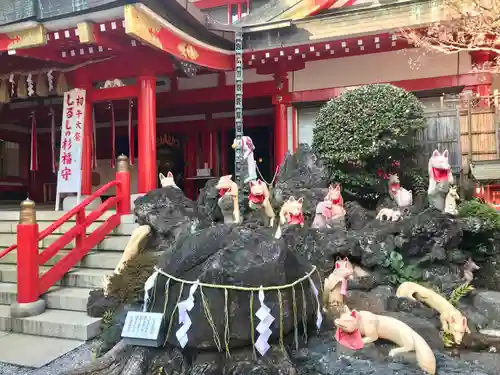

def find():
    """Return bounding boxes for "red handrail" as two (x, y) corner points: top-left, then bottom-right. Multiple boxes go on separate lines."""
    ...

(14, 156), (131, 305)
(0, 180), (119, 259)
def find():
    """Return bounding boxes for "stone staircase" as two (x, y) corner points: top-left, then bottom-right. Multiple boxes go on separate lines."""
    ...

(0, 210), (136, 368)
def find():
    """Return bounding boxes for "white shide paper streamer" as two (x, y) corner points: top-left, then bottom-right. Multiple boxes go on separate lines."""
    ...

(143, 270), (159, 312)
(175, 281), (199, 348)
(309, 277), (323, 329)
(27, 73), (34, 96)
(254, 288), (274, 356)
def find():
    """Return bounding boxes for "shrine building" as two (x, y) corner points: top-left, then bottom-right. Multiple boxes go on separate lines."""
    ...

(0, 0), (496, 202)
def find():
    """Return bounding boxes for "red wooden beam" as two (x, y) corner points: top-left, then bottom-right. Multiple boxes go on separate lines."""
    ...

(160, 80), (276, 105)
(11, 46), (70, 64)
(290, 73), (494, 103)
(90, 85), (139, 102)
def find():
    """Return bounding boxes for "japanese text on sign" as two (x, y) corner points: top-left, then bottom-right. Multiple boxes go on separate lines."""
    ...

(56, 88), (86, 193)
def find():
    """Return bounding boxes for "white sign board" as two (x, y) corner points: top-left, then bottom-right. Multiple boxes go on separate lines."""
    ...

(55, 88), (86, 210)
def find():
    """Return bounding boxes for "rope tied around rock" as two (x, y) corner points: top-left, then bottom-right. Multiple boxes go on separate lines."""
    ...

(148, 265), (322, 357)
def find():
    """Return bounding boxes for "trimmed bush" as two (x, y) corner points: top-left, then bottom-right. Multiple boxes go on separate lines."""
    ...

(312, 84), (426, 201)
(459, 198), (500, 231)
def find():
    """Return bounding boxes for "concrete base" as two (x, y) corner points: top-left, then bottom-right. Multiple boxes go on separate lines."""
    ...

(130, 193), (145, 211)
(10, 298), (46, 318)
(63, 195), (102, 211)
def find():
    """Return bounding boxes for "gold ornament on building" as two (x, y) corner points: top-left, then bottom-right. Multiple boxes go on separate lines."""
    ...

(178, 43), (199, 61)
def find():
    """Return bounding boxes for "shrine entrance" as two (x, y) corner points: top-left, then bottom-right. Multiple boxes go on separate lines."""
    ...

(157, 133), (184, 190)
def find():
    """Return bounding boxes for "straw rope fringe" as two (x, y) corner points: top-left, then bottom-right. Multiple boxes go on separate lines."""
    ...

(152, 266), (321, 353)
(153, 266), (317, 291)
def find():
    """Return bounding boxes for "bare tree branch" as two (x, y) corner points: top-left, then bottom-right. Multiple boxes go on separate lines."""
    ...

(400, 0), (500, 73)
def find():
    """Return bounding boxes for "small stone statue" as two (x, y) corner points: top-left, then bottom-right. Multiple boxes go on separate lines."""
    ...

(428, 149), (454, 211)
(311, 184), (346, 229)
(376, 208), (401, 222)
(248, 179), (275, 227)
(335, 306), (436, 374)
(274, 196), (304, 239)
(159, 171), (179, 188)
(444, 185), (460, 215)
(463, 258), (480, 283)
(323, 258), (354, 315)
(232, 136), (257, 183)
(396, 282), (471, 345)
(215, 175), (240, 224)
(388, 174), (412, 207)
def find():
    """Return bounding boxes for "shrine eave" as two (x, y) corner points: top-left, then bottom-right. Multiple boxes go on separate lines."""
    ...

(241, 0), (445, 51)
(123, 4), (234, 71)
(0, 2), (236, 72)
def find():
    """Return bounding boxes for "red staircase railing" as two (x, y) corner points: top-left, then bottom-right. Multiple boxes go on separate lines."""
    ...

(2, 155), (131, 306)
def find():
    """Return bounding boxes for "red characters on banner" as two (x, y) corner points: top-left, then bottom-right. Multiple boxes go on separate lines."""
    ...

(61, 152), (72, 165)
(61, 96), (75, 180)
(61, 167), (72, 181)
(75, 95), (85, 106)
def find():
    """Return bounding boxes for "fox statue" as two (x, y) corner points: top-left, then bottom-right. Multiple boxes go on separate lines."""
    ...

(428, 149), (454, 211)
(248, 179), (275, 227)
(388, 174), (412, 208)
(396, 281), (470, 345)
(335, 305), (436, 374)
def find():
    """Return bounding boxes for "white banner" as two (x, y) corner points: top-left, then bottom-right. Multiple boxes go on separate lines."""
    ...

(56, 88), (86, 194)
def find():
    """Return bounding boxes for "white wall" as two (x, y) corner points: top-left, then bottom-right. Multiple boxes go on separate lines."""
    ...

(290, 50), (472, 92)
(297, 106), (323, 146)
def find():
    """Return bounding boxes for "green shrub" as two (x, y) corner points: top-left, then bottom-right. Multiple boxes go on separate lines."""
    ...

(312, 84), (426, 201)
(459, 198), (500, 231)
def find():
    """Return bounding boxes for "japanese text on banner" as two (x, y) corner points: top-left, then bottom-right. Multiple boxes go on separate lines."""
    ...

(56, 88), (86, 193)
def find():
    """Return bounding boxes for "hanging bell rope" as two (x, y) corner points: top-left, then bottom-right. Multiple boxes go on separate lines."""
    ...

(56, 72), (69, 96)
(128, 100), (135, 165)
(30, 111), (38, 172)
(110, 102), (116, 168)
(0, 79), (9, 104)
(16, 76), (28, 99)
(36, 73), (49, 97)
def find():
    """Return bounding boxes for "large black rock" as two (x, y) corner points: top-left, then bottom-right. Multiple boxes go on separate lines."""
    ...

(134, 186), (211, 251)
(273, 144), (329, 219)
(151, 223), (318, 350)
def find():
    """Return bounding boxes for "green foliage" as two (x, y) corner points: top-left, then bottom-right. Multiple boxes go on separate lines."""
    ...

(459, 198), (500, 231)
(312, 84), (426, 201)
(383, 251), (422, 285)
(441, 283), (474, 347)
(448, 282), (474, 307)
(442, 331), (455, 348)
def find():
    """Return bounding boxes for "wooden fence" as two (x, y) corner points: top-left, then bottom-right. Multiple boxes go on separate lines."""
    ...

(417, 92), (500, 174)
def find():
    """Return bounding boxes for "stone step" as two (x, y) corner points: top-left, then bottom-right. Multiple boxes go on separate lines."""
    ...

(0, 231), (131, 250)
(0, 220), (138, 236)
(0, 305), (101, 341)
(0, 283), (92, 312)
(0, 264), (109, 289)
(0, 249), (121, 270)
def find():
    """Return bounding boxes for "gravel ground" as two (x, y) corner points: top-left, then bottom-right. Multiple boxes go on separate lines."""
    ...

(0, 339), (99, 375)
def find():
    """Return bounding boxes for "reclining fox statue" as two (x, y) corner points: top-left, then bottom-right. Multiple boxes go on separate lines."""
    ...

(396, 281), (471, 345)
(335, 305), (436, 374)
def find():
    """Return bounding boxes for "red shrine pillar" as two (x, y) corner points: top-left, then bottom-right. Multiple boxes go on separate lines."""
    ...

(137, 76), (157, 193)
(273, 73), (289, 168)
